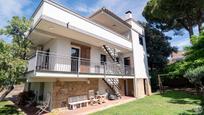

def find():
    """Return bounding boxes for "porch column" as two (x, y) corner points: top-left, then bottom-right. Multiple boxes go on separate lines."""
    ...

(146, 78), (152, 96)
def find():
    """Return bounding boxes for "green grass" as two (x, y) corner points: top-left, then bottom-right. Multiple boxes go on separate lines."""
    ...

(0, 100), (24, 115)
(91, 90), (203, 115)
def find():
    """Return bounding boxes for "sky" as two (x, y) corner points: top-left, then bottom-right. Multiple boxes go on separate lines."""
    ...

(0, 0), (191, 50)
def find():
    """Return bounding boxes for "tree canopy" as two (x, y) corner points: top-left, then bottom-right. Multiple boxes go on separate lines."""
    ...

(0, 16), (32, 59)
(143, 0), (204, 38)
(0, 40), (26, 88)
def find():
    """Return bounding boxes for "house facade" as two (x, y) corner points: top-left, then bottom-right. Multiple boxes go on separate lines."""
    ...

(25, 0), (151, 110)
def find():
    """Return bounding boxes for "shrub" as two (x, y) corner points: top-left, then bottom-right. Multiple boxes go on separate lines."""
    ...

(17, 90), (35, 106)
(184, 66), (204, 85)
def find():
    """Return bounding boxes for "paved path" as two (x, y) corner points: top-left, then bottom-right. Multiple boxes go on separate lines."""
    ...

(48, 96), (136, 115)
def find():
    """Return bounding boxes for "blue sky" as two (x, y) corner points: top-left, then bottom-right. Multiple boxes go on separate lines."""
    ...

(0, 0), (191, 50)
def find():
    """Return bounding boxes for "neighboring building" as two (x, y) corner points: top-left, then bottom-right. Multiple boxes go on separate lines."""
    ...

(169, 51), (185, 64)
(25, 0), (151, 110)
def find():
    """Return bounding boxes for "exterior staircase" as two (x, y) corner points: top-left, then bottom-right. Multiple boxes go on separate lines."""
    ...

(102, 45), (123, 98)
(102, 45), (119, 62)
(103, 78), (121, 99)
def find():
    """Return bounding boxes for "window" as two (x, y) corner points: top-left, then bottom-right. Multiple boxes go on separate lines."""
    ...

(100, 54), (106, 65)
(139, 35), (143, 46)
(116, 57), (120, 63)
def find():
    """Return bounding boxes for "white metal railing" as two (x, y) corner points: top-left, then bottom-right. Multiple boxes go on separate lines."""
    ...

(27, 55), (37, 72)
(27, 51), (134, 75)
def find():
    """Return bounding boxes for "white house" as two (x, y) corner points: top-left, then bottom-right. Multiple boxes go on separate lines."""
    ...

(25, 0), (151, 110)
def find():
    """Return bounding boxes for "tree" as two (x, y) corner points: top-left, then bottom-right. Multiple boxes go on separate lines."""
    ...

(0, 40), (27, 100)
(143, 0), (204, 38)
(184, 66), (204, 95)
(141, 22), (177, 91)
(143, 23), (177, 71)
(0, 16), (31, 100)
(166, 30), (204, 93)
(0, 16), (32, 59)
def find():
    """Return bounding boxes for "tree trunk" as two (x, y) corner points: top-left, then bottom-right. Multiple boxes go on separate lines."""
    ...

(198, 22), (202, 34)
(0, 87), (4, 93)
(197, 8), (203, 35)
(0, 85), (14, 101)
(188, 27), (194, 44)
(188, 27), (194, 38)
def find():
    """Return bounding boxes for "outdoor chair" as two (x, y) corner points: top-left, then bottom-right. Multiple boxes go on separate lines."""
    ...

(88, 90), (99, 105)
(96, 90), (107, 104)
(35, 93), (51, 115)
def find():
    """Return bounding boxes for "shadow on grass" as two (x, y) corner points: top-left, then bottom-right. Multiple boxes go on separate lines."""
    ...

(0, 104), (21, 115)
(158, 90), (203, 115)
(179, 108), (204, 115)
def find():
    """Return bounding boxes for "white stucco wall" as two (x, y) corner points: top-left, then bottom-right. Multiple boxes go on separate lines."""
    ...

(131, 30), (148, 78)
(126, 19), (148, 78)
(41, 37), (113, 73)
(54, 38), (71, 72)
(90, 46), (112, 74)
(42, 38), (71, 72)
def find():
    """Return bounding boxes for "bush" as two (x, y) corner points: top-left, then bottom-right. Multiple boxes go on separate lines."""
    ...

(184, 66), (204, 85)
(17, 90), (35, 106)
(149, 71), (159, 92)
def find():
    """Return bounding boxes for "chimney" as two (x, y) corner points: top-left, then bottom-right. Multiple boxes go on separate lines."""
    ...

(125, 11), (132, 20)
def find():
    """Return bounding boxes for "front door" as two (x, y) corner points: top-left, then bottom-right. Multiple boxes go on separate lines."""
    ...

(71, 47), (80, 72)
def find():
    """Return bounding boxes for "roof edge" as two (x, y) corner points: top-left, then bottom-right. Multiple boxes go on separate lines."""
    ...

(89, 7), (131, 28)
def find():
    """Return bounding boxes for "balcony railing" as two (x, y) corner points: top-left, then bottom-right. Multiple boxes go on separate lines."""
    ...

(27, 51), (134, 76)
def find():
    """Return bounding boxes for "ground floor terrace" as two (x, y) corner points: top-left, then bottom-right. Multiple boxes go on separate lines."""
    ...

(48, 96), (135, 115)
(0, 89), (202, 115)
(25, 77), (151, 111)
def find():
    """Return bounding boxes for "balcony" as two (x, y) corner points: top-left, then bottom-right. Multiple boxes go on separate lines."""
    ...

(27, 51), (134, 78)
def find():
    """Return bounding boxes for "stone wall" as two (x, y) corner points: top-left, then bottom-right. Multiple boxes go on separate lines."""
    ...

(52, 79), (98, 109)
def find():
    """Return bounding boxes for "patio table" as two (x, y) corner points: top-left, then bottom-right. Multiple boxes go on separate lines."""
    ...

(96, 94), (106, 104)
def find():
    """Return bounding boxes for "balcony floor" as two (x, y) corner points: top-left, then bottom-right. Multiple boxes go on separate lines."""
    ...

(26, 70), (134, 82)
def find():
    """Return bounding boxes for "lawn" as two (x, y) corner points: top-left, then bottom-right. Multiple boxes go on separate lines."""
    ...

(91, 90), (203, 115)
(0, 100), (24, 115)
